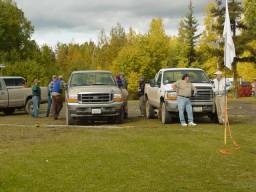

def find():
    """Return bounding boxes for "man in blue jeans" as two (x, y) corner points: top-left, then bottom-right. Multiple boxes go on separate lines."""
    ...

(31, 79), (41, 118)
(173, 74), (197, 127)
(46, 75), (57, 117)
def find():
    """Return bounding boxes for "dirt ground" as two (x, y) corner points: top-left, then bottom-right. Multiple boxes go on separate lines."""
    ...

(0, 98), (255, 126)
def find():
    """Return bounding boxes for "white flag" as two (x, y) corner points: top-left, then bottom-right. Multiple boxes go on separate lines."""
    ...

(223, 0), (236, 70)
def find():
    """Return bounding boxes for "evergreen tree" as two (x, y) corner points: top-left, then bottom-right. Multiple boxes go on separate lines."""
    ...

(178, 0), (200, 67)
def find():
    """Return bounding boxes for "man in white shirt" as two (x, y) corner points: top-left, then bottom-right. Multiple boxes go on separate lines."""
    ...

(212, 71), (226, 124)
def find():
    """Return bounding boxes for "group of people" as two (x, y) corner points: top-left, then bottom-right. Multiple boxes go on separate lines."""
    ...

(138, 70), (229, 126)
(31, 75), (65, 120)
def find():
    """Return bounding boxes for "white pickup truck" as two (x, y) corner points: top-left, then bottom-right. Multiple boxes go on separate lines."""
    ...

(144, 68), (218, 124)
(0, 76), (48, 115)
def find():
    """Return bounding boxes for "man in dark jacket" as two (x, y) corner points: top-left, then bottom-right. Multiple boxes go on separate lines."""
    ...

(138, 76), (145, 116)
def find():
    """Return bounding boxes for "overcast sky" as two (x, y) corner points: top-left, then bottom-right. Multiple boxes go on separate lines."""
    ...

(16, 0), (213, 47)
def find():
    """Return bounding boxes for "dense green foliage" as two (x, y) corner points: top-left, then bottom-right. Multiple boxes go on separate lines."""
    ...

(1, 0), (256, 94)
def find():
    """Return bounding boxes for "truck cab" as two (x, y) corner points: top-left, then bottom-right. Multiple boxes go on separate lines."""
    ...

(144, 68), (218, 124)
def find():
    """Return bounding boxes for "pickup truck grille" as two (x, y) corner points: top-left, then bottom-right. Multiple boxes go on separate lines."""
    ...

(78, 93), (112, 103)
(191, 87), (213, 101)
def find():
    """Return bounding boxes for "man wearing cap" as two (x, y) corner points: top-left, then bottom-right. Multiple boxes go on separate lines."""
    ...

(213, 71), (226, 124)
(46, 75), (57, 117)
(51, 76), (65, 120)
(31, 79), (41, 118)
(172, 74), (197, 127)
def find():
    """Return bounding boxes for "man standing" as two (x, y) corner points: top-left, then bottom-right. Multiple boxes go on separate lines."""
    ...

(52, 76), (63, 120)
(31, 79), (41, 118)
(116, 74), (123, 89)
(138, 76), (146, 116)
(213, 71), (226, 124)
(46, 75), (57, 117)
(172, 74), (197, 127)
(120, 73), (128, 90)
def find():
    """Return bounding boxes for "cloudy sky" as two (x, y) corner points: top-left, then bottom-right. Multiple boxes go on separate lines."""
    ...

(16, 0), (213, 47)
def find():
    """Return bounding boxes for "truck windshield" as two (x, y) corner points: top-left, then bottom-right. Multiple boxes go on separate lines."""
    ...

(163, 70), (210, 84)
(70, 72), (116, 87)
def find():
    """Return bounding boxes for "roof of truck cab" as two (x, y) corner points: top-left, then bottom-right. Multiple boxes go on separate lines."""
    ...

(160, 68), (203, 71)
(0, 76), (24, 79)
(71, 70), (112, 74)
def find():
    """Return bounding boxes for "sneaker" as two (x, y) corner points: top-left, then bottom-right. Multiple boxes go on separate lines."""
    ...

(188, 122), (197, 126)
(181, 123), (188, 127)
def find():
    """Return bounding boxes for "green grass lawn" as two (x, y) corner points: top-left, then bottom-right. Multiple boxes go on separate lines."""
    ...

(0, 98), (256, 192)
(0, 120), (255, 192)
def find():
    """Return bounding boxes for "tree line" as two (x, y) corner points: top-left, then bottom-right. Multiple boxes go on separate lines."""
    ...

(1, 0), (256, 97)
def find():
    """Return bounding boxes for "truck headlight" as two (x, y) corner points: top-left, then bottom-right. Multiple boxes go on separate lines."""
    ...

(165, 92), (177, 100)
(113, 93), (123, 102)
(67, 95), (78, 103)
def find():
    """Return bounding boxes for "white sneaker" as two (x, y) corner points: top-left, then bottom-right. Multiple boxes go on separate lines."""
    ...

(181, 123), (188, 127)
(188, 122), (197, 126)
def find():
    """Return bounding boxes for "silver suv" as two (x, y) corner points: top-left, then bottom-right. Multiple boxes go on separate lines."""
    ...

(66, 70), (128, 125)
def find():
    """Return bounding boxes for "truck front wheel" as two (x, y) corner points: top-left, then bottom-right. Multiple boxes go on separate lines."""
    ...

(145, 100), (155, 119)
(116, 108), (125, 124)
(66, 106), (75, 125)
(208, 112), (219, 123)
(160, 103), (172, 124)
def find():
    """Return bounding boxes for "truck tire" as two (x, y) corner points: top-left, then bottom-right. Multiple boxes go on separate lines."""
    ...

(145, 100), (155, 119)
(160, 103), (172, 124)
(208, 112), (219, 123)
(3, 108), (15, 115)
(25, 99), (33, 114)
(66, 107), (75, 125)
(116, 108), (125, 124)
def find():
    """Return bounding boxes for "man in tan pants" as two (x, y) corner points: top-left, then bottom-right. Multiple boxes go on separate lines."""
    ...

(213, 71), (226, 124)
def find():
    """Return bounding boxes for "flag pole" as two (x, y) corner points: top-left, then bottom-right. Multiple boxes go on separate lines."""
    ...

(219, 0), (240, 154)
(224, 33), (227, 145)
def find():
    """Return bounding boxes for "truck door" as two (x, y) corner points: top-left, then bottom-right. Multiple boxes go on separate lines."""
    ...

(4, 78), (26, 107)
(0, 79), (8, 108)
(151, 71), (162, 107)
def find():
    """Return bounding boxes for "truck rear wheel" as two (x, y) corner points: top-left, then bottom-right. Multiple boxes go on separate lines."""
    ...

(145, 100), (155, 119)
(160, 103), (172, 124)
(25, 99), (33, 114)
(3, 108), (15, 115)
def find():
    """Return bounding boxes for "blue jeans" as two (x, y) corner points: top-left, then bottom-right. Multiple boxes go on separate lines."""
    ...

(32, 96), (40, 117)
(177, 96), (194, 124)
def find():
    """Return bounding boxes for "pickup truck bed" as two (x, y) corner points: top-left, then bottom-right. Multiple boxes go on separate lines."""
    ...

(0, 76), (48, 115)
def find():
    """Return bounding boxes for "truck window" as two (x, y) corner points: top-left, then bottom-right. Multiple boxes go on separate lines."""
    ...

(70, 72), (116, 87)
(4, 78), (25, 87)
(156, 72), (162, 85)
(163, 70), (209, 84)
